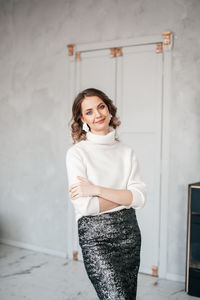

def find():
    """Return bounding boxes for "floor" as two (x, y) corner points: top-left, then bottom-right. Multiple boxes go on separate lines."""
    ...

(0, 243), (199, 300)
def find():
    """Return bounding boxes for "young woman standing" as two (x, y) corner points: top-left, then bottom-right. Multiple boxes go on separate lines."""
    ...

(66, 88), (146, 300)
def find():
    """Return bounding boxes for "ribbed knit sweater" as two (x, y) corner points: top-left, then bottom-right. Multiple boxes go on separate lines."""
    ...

(66, 127), (146, 222)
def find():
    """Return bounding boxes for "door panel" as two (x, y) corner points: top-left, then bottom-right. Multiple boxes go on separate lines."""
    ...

(72, 49), (116, 261)
(116, 44), (163, 274)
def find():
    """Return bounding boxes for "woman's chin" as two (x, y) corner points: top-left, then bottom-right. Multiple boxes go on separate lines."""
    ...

(94, 124), (110, 132)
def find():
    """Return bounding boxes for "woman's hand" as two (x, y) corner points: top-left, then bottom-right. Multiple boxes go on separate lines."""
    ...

(69, 176), (100, 200)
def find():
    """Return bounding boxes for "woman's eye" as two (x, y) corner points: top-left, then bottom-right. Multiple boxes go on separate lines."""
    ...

(86, 111), (92, 115)
(100, 105), (105, 109)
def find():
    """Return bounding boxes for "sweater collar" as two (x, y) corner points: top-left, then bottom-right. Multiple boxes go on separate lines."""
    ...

(86, 127), (116, 145)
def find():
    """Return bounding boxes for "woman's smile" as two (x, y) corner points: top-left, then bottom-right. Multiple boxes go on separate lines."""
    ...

(96, 118), (105, 124)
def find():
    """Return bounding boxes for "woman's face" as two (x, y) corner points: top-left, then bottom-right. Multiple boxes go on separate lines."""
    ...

(80, 96), (111, 134)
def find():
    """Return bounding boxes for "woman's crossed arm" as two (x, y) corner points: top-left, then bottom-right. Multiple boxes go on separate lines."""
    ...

(69, 176), (133, 212)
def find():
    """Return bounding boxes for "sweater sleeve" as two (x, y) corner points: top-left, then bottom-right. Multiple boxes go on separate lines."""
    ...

(126, 150), (147, 210)
(65, 147), (100, 216)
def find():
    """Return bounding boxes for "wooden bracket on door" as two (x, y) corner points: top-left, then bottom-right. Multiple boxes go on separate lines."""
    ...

(162, 31), (173, 50)
(67, 44), (75, 56)
(116, 47), (123, 57)
(110, 47), (123, 57)
(110, 48), (116, 58)
(152, 265), (158, 276)
(76, 52), (81, 61)
(73, 250), (78, 261)
(156, 42), (163, 53)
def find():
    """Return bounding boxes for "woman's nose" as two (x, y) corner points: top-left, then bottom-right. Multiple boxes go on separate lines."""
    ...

(94, 109), (101, 117)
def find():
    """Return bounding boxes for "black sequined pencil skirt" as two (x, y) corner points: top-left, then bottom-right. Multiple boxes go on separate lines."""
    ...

(78, 207), (141, 300)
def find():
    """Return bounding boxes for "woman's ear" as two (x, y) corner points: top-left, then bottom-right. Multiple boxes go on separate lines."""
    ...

(80, 116), (84, 123)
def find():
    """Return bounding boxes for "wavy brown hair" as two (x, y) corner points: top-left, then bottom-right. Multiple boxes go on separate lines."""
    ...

(68, 88), (121, 144)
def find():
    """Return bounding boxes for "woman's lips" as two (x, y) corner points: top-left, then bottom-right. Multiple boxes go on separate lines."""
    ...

(96, 118), (105, 124)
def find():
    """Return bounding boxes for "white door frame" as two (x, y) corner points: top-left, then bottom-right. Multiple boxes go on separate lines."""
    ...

(66, 33), (173, 279)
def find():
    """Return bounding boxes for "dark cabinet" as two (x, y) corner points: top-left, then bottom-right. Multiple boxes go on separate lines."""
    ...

(185, 182), (200, 297)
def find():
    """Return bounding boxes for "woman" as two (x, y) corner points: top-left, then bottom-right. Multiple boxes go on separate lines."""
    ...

(66, 88), (146, 300)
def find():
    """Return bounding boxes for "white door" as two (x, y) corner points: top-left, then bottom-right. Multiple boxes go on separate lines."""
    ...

(68, 43), (163, 275)
(68, 48), (117, 261)
(116, 44), (163, 274)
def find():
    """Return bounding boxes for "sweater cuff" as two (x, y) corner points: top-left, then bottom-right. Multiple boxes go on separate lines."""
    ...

(86, 196), (100, 215)
(127, 188), (145, 209)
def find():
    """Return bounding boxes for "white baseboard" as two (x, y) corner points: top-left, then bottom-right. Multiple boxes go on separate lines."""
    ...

(0, 238), (68, 259)
(139, 268), (185, 283)
(166, 272), (185, 283)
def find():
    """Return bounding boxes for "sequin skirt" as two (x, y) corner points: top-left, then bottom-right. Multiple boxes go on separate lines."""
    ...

(78, 207), (141, 300)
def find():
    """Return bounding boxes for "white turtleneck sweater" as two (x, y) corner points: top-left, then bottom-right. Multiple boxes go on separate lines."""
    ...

(66, 127), (146, 223)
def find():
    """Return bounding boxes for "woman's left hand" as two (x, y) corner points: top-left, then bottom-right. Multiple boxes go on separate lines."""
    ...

(69, 176), (99, 200)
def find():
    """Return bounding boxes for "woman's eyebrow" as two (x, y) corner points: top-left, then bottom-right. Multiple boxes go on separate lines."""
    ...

(84, 102), (104, 112)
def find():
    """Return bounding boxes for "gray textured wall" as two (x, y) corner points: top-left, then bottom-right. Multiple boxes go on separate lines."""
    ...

(0, 0), (199, 279)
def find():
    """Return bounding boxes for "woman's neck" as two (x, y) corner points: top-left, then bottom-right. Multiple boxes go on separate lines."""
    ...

(90, 127), (111, 136)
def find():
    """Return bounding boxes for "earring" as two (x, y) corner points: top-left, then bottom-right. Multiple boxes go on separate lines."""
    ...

(109, 114), (112, 120)
(82, 122), (89, 132)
